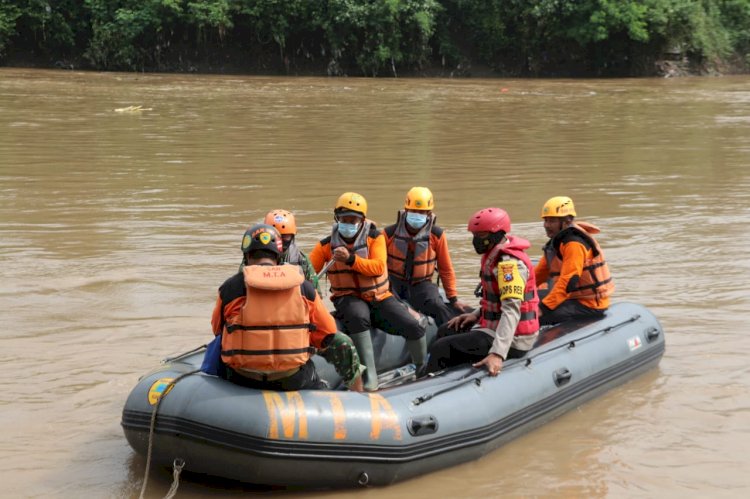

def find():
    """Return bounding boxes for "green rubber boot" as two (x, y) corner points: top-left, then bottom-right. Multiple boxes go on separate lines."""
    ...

(406, 335), (427, 371)
(350, 330), (379, 391)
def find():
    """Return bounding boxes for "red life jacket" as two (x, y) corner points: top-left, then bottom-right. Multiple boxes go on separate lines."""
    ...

(543, 223), (614, 303)
(385, 210), (437, 284)
(479, 236), (539, 335)
(221, 265), (315, 372)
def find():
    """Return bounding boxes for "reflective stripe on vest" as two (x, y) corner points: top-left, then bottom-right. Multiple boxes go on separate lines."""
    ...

(479, 236), (540, 335)
(221, 264), (314, 372)
(545, 224), (615, 303)
(386, 211), (437, 284)
(328, 221), (390, 301)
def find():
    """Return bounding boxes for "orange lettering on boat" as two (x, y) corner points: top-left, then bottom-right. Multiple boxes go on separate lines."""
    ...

(263, 391), (308, 439)
(368, 394), (402, 441)
(315, 392), (347, 440)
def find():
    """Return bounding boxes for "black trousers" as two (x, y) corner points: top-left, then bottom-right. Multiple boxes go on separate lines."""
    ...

(333, 295), (425, 340)
(390, 277), (460, 326)
(224, 359), (324, 391)
(540, 299), (606, 325)
(426, 325), (527, 373)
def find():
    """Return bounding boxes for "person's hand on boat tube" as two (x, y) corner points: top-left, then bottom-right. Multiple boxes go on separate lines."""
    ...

(333, 246), (350, 262)
(474, 353), (503, 376)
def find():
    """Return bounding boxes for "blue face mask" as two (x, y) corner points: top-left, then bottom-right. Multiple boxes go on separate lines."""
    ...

(337, 222), (360, 239)
(405, 212), (428, 230)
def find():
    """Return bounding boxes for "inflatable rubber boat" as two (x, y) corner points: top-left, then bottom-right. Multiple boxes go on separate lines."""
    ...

(121, 302), (664, 488)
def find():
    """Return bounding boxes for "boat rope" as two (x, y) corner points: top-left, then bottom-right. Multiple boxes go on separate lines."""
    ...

(412, 314), (641, 406)
(139, 368), (201, 499)
(522, 314), (641, 367)
(413, 369), (487, 405)
(162, 458), (185, 499)
(162, 344), (207, 363)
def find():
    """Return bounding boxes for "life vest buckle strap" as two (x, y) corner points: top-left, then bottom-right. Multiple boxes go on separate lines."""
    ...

(236, 366), (301, 381)
(226, 323), (312, 331)
(520, 310), (537, 321)
(482, 310), (502, 320)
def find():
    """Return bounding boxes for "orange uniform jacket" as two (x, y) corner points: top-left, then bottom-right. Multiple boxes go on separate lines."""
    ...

(535, 226), (612, 311)
(309, 223), (393, 302)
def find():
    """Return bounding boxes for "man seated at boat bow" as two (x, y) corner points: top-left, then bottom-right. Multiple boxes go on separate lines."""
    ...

(210, 223), (364, 391)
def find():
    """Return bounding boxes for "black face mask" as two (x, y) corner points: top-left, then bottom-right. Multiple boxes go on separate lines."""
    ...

(282, 237), (292, 252)
(472, 231), (505, 254)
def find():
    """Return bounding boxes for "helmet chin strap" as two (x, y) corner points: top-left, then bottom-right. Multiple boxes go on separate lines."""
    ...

(488, 231), (506, 246)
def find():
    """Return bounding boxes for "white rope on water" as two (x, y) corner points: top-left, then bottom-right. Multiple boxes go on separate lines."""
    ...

(138, 369), (200, 499)
(162, 458), (185, 499)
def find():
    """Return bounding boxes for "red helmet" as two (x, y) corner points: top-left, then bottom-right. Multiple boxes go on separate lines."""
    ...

(467, 207), (511, 234)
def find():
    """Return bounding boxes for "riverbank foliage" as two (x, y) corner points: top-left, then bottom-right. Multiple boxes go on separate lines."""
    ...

(1, 0), (749, 76)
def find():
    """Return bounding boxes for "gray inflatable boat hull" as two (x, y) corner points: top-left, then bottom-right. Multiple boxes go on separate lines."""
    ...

(121, 302), (664, 488)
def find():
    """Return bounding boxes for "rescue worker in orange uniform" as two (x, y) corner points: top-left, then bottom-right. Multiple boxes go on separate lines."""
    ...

(262, 209), (318, 290)
(535, 196), (614, 325)
(310, 192), (426, 391)
(426, 208), (540, 376)
(211, 223), (364, 391)
(383, 187), (469, 326)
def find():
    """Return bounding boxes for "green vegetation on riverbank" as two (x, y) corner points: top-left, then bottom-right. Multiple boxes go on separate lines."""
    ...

(1, 0), (749, 76)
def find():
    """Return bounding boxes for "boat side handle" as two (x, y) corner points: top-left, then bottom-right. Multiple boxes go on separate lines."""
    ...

(553, 368), (572, 387)
(408, 415), (439, 436)
(645, 327), (661, 342)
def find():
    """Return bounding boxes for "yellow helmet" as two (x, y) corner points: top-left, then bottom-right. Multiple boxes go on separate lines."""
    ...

(335, 192), (367, 217)
(541, 196), (576, 218)
(404, 187), (434, 210)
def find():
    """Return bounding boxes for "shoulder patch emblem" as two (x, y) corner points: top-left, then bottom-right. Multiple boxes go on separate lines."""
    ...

(500, 263), (515, 282)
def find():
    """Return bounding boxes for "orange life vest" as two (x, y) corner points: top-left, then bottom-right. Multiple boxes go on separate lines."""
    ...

(543, 223), (615, 303)
(479, 236), (539, 335)
(221, 264), (315, 372)
(385, 211), (438, 284)
(327, 221), (390, 302)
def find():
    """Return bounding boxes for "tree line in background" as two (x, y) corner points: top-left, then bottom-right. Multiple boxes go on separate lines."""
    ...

(1, 0), (749, 76)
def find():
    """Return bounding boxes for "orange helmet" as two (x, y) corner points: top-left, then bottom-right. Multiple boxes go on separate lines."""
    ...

(264, 209), (297, 235)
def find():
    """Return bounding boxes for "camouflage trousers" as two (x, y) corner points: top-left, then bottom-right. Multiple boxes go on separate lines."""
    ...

(320, 332), (365, 388)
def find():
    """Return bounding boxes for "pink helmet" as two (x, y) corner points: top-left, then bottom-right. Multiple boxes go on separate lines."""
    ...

(467, 207), (511, 234)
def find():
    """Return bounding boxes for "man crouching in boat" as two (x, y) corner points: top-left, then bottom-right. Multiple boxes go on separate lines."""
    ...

(210, 223), (364, 391)
(426, 208), (540, 376)
(535, 196), (614, 325)
(310, 192), (427, 391)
